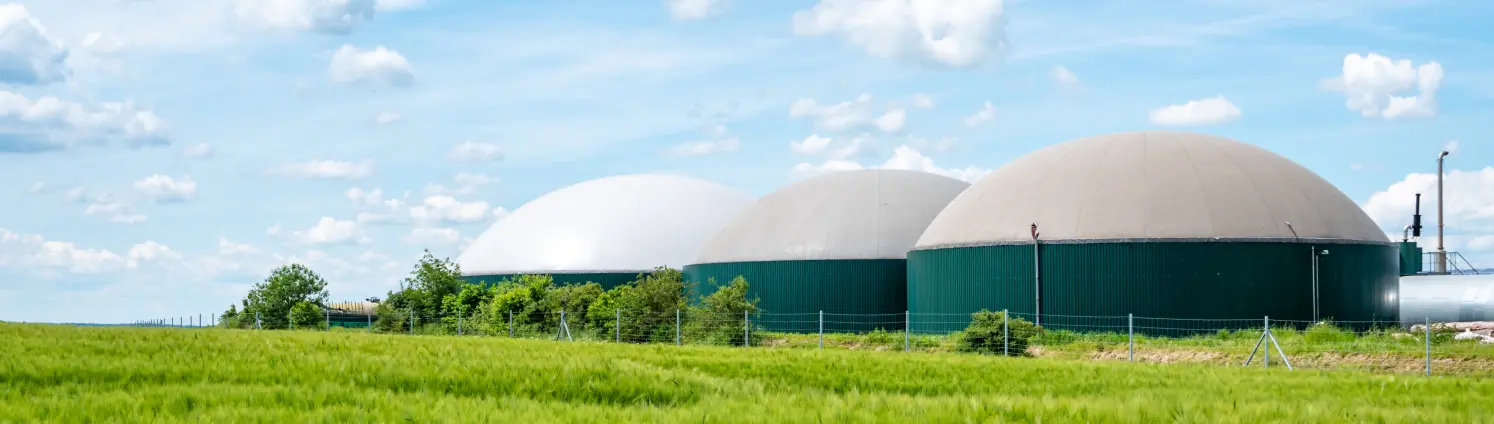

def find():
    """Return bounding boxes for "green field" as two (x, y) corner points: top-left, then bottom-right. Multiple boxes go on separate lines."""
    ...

(3, 324), (1492, 423)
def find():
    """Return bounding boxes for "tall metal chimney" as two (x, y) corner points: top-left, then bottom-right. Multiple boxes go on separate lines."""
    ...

(1437, 151), (1449, 274)
(1413, 193), (1422, 239)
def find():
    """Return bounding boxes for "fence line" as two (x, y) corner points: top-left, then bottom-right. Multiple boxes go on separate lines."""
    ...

(125, 308), (1494, 377)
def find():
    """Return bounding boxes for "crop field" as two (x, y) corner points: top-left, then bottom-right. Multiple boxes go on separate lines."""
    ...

(3, 323), (1492, 423)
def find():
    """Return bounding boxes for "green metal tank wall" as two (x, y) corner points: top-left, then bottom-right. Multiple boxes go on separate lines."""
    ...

(1398, 242), (1423, 275)
(461, 272), (646, 290)
(907, 241), (1399, 333)
(684, 259), (907, 332)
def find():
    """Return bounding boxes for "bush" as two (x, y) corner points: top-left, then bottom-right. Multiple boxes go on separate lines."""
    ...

(239, 264), (329, 330)
(686, 276), (760, 346)
(373, 302), (411, 333)
(1303, 321), (1356, 344)
(288, 301), (326, 330)
(957, 310), (1041, 356)
(599, 268), (689, 343)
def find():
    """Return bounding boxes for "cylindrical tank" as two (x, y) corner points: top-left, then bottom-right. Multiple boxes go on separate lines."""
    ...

(684, 169), (969, 332)
(908, 130), (1399, 332)
(1400, 274), (1494, 324)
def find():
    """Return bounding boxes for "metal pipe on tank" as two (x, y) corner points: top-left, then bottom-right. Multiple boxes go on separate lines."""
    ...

(1031, 223), (1041, 327)
(1437, 151), (1449, 273)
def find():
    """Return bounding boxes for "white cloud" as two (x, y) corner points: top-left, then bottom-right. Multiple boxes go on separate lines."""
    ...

(0, 90), (171, 153)
(345, 187), (383, 206)
(880, 145), (989, 182)
(1322, 53), (1442, 120)
(376, 0), (424, 12)
(126, 241), (182, 268)
(666, 137), (739, 156)
(0, 230), (179, 274)
(448, 141), (503, 163)
(790, 134), (835, 155)
(83, 201), (146, 224)
(792, 0), (1008, 68)
(1148, 95), (1241, 126)
(423, 173), (498, 197)
(911, 93), (935, 109)
(27, 182), (48, 193)
(1362, 167), (1494, 257)
(909, 135), (959, 153)
(234, 0), (377, 35)
(133, 175), (197, 203)
(218, 238), (259, 256)
(409, 195), (491, 224)
(664, 0), (724, 20)
(963, 101), (995, 127)
(374, 111), (401, 125)
(1052, 65), (1080, 88)
(286, 217), (369, 245)
(1444, 140), (1460, 155)
(406, 227), (462, 246)
(328, 44), (414, 87)
(0, 4), (69, 85)
(792, 144), (988, 182)
(275, 159), (373, 179)
(181, 143), (213, 159)
(66, 187), (110, 204)
(490, 207), (511, 222)
(790, 94), (907, 133)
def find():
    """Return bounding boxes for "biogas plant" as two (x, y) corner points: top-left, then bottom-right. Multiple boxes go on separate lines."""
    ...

(455, 130), (1490, 331)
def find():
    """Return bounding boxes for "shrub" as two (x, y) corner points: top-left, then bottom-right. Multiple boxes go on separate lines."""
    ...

(1303, 320), (1356, 344)
(686, 276), (760, 346)
(957, 310), (1041, 356)
(239, 264), (329, 330)
(288, 301), (326, 330)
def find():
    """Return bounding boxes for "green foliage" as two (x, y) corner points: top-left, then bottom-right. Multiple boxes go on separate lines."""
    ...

(7, 323), (1494, 422)
(396, 250), (466, 321)
(686, 276), (760, 346)
(372, 302), (410, 333)
(239, 263), (328, 330)
(218, 304), (242, 329)
(441, 283), (495, 331)
(1304, 321), (1357, 344)
(957, 310), (1042, 356)
(288, 301), (325, 330)
(606, 267), (689, 343)
(544, 283), (604, 330)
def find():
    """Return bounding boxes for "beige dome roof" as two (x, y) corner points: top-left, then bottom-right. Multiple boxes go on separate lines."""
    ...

(915, 131), (1388, 248)
(695, 169), (969, 263)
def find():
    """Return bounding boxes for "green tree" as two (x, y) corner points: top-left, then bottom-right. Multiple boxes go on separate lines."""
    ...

(594, 267), (688, 343)
(219, 304), (242, 329)
(240, 263), (328, 330)
(400, 250), (465, 322)
(288, 301), (326, 330)
(687, 276), (759, 345)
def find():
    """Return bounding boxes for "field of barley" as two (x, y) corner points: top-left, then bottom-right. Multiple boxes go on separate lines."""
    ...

(2, 323), (1491, 423)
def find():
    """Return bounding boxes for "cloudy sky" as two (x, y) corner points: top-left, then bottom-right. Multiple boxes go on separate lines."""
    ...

(1, 0), (1490, 323)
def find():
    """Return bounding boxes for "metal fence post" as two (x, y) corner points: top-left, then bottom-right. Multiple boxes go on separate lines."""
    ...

(508, 310), (514, 338)
(1425, 316), (1431, 376)
(615, 308), (621, 343)
(458, 312), (464, 336)
(409, 309), (414, 335)
(367, 312), (372, 333)
(743, 310), (749, 347)
(1003, 309), (1009, 357)
(904, 310), (910, 352)
(818, 310), (824, 350)
(1128, 313), (1134, 362)
(1263, 316), (1270, 368)
(675, 309), (681, 345)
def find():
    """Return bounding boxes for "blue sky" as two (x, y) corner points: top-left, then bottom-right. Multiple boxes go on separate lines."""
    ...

(1, 0), (1490, 323)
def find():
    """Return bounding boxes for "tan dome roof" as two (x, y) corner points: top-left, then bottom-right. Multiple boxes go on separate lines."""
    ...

(916, 131), (1388, 248)
(695, 169), (969, 263)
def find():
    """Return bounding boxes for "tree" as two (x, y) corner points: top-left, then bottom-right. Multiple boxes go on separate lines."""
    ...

(240, 263), (328, 330)
(400, 250), (465, 322)
(289, 301), (326, 330)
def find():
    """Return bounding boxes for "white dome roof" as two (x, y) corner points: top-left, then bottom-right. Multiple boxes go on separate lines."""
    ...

(916, 131), (1388, 249)
(459, 174), (753, 275)
(694, 169), (970, 264)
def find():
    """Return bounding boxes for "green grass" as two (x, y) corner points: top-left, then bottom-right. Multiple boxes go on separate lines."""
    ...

(4, 323), (1493, 423)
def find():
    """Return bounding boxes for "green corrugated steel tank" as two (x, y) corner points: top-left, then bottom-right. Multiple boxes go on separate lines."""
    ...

(684, 169), (969, 332)
(456, 174), (753, 290)
(908, 131), (1399, 333)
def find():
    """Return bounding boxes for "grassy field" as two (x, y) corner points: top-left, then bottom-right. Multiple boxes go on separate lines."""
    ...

(3, 323), (1492, 423)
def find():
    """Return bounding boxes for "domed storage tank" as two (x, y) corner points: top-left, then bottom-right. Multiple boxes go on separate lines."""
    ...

(458, 174), (753, 289)
(685, 169), (970, 332)
(908, 130), (1398, 332)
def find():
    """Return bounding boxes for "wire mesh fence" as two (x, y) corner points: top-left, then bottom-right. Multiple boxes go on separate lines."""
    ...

(127, 307), (1494, 377)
